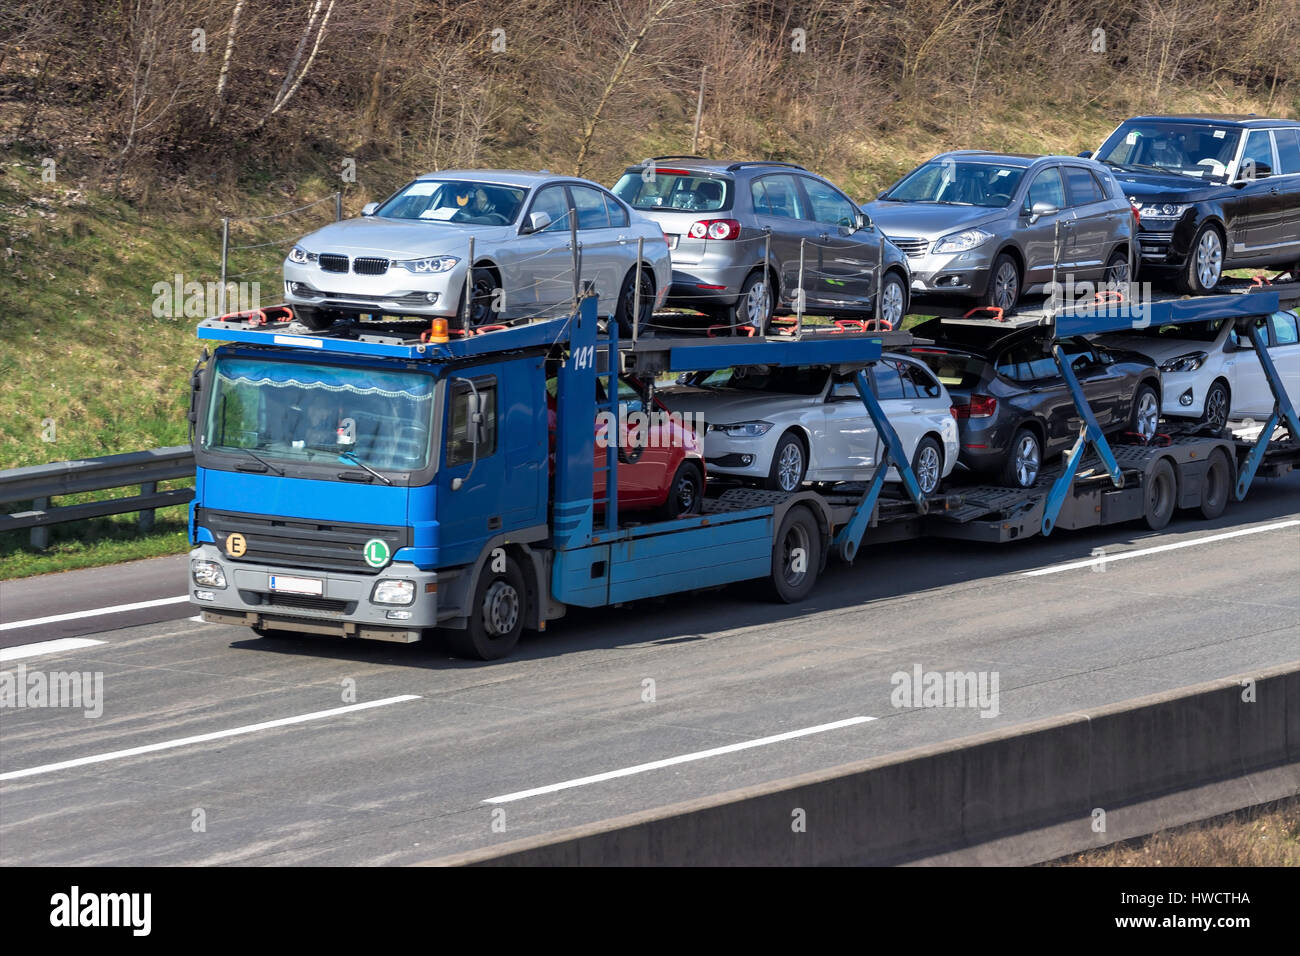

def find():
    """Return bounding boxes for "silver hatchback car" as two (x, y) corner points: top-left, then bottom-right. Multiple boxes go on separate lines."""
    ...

(864, 152), (1137, 314)
(611, 158), (911, 333)
(283, 169), (670, 332)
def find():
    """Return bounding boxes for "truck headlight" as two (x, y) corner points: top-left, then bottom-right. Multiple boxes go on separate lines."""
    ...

(191, 559), (227, 588)
(932, 229), (993, 255)
(372, 579), (415, 605)
(1159, 351), (1208, 373)
(710, 421), (773, 437)
(396, 255), (459, 274)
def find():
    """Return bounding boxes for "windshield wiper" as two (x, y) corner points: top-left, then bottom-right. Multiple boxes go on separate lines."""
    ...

(234, 446), (284, 475)
(338, 450), (392, 485)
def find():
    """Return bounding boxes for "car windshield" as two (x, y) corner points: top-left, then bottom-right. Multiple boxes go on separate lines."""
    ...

(612, 170), (732, 212)
(203, 357), (436, 472)
(374, 180), (528, 224)
(690, 365), (829, 395)
(912, 350), (987, 389)
(1096, 122), (1241, 182)
(881, 161), (1025, 207)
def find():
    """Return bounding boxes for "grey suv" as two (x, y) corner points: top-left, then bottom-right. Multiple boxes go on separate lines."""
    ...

(611, 158), (911, 333)
(863, 152), (1136, 314)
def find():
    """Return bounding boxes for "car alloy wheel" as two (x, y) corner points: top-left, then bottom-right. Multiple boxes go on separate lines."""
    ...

(1135, 389), (1159, 440)
(744, 279), (771, 331)
(1202, 382), (1228, 431)
(1104, 253), (1130, 289)
(915, 443), (941, 494)
(1013, 432), (1040, 486)
(880, 274), (906, 327)
(1195, 229), (1222, 290)
(992, 260), (1019, 312)
(776, 440), (804, 491)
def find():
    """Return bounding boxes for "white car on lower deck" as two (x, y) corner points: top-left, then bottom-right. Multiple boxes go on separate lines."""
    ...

(658, 355), (959, 494)
(1096, 310), (1300, 430)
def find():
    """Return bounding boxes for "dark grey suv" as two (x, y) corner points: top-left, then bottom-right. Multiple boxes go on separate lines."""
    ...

(611, 158), (911, 333)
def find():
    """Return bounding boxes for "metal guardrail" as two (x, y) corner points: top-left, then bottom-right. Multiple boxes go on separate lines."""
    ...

(0, 446), (195, 548)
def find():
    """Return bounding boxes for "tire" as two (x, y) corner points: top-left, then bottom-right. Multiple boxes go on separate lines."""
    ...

(728, 269), (774, 335)
(1000, 427), (1042, 489)
(878, 270), (908, 328)
(293, 306), (339, 331)
(1128, 383), (1160, 440)
(614, 267), (655, 339)
(654, 461), (704, 521)
(766, 506), (821, 603)
(766, 431), (807, 492)
(1198, 449), (1231, 520)
(1143, 458), (1177, 530)
(443, 554), (525, 661)
(910, 435), (944, 495)
(451, 267), (498, 331)
(980, 253), (1020, 314)
(1199, 380), (1230, 432)
(1103, 249), (1131, 289)
(1177, 223), (1224, 294)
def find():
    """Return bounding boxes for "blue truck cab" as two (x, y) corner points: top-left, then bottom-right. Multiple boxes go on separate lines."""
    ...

(189, 297), (920, 659)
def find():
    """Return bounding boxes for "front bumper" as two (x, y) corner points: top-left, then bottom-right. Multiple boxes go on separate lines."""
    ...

(895, 246), (994, 296)
(1159, 371), (1206, 418)
(189, 544), (438, 642)
(283, 260), (462, 318)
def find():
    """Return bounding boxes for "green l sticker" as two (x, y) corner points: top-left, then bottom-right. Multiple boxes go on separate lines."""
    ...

(363, 538), (391, 568)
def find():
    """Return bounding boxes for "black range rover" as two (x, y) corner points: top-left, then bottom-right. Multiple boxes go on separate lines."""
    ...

(1083, 115), (1300, 294)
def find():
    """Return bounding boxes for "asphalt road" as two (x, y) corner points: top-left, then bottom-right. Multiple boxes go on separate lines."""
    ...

(1, 471), (1297, 865)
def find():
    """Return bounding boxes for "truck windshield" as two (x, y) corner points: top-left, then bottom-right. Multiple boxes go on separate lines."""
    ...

(203, 357), (436, 472)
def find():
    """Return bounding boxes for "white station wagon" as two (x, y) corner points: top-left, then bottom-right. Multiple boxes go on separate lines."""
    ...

(659, 356), (960, 494)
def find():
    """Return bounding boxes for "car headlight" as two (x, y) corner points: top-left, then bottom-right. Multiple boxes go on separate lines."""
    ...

(191, 559), (227, 589)
(932, 229), (994, 255)
(710, 421), (773, 437)
(396, 255), (460, 274)
(372, 579), (415, 605)
(288, 245), (312, 264)
(1132, 202), (1192, 220)
(1159, 351), (1208, 373)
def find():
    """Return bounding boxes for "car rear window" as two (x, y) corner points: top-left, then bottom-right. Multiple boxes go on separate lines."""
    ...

(1064, 166), (1106, 205)
(912, 350), (986, 390)
(1274, 129), (1300, 175)
(612, 171), (732, 212)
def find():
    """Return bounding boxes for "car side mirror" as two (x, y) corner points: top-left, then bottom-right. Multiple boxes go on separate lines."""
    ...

(524, 210), (552, 234)
(1077, 150), (1094, 159)
(1026, 201), (1059, 225)
(856, 210), (872, 231)
(361, 202), (378, 216)
(1236, 164), (1271, 183)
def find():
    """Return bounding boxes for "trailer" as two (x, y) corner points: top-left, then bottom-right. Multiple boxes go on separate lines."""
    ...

(187, 282), (1298, 660)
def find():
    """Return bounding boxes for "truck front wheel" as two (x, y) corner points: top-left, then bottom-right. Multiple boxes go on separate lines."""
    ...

(445, 555), (526, 661)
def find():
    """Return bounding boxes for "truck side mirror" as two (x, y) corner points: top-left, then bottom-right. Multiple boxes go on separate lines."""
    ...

(451, 380), (485, 490)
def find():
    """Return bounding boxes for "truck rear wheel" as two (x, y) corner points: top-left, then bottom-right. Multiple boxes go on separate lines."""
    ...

(1198, 449), (1231, 520)
(445, 556), (525, 661)
(1144, 458), (1177, 530)
(766, 506), (821, 603)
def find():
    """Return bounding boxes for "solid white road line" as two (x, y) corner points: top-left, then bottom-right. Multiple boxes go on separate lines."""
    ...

(484, 715), (877, 804)
(0, 695), (422, 782)
(1022, 519), (1300, 577)
(0, 595), (190, 631)
(0, 638), (107, 662)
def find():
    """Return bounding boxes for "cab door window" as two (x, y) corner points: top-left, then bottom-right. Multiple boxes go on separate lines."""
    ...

(447, 378), (497, 466)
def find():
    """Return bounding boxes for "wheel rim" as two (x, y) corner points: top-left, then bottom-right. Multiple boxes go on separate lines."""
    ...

(781, 520), (811, 588)
(469, 276), (494, 327)
(1106, 257), (1129, 288)
(777, 441), (803, 491)
(881, 279), (905, 325)
(1137, 391), (1159, 439)
(1015, 434), (1040, 486)
(1204, 385), (1227, 430)
(994, 261), (1019, 311)
(744, 280), (771, 329)
(675, 471), (698, 512)
(916, 445), (940, 493)
(481, 580), (519, 637)
(1196, 231), (1222, 289)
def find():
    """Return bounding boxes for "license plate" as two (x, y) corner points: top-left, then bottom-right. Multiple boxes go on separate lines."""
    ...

(666, 234), (679, 250)
(269, 575), (323, 596)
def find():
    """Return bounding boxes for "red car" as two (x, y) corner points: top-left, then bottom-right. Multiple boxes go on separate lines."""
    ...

(548, 373), (706, 521)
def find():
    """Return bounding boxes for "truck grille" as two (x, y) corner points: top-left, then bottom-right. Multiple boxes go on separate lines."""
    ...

(352, 257), (389, 275)
(199, 509), (411, 575)
(264, 593), (352, 615)
(319, 253), (350, 273)
(887, 236), (930, 259)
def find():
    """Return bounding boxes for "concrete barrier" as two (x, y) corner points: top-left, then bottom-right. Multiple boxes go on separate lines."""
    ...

(430, 662), (1299, 866)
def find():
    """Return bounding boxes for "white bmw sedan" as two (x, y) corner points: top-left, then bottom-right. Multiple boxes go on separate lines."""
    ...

(659, 356), (959, 494)
(1096, 310), (1300, 430)
(283, 170), (670, 333)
